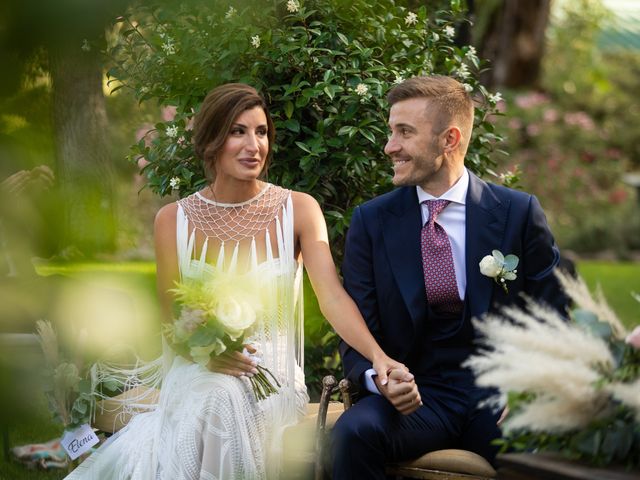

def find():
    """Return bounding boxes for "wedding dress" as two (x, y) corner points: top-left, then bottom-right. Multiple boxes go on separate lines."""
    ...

(66, 184), (309, 479)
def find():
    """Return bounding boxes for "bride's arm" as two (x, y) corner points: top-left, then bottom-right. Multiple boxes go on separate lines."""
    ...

(154, 202), (180, 324)
(293, 192), (410, 386)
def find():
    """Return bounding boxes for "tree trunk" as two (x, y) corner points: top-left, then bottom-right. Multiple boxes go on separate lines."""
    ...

(50, 39), (116, 256)
(479, 0), (551, 88)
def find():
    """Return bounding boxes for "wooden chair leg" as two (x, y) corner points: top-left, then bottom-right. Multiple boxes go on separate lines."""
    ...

(338, 379), (352, 410)
(314, 375), (337, 480)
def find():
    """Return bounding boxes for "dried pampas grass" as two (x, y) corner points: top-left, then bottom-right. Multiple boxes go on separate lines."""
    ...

(464, 270), (630, 434)
(555, 270), (627, 339)
(36, 319), (59, 367)
(607, 379), (640, 420)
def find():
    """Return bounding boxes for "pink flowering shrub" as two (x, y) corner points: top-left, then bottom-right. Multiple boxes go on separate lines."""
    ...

(493, 90), (638, 255)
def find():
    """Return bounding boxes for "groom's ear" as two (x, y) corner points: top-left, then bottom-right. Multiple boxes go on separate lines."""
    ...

(442, 126), (462, 153)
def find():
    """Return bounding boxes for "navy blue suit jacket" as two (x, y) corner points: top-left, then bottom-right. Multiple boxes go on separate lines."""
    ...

(340, 172), (567, 390)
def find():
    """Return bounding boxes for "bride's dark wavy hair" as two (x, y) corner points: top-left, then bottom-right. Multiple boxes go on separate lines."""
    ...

(193, 83), (275, 181)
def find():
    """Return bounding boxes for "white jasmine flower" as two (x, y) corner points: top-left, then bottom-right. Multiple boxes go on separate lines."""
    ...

(405, 12), (418, 26)
(169, 176), (181, 189)
(161, 41), (176, 55)
(81, 39), (91, 52)
(463, 83), (473, 93)
(457, 63), (470, 79)
(432, 32), (440, 42)
(394, 74), (404, 84)
(139, 86), (149, 94)
(250, 35), (261, 48)
(488, 92), (503, 104)
(225, 6), (236, 18)
(286, 0), (300, 13)
(444, 26), (455, 38)
(355, 83), (369, 96)
(465, 45), (477, 58)
(166, 125), (179, 138)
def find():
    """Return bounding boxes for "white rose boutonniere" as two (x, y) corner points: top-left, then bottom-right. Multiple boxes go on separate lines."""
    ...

(479, 249), (519, 293)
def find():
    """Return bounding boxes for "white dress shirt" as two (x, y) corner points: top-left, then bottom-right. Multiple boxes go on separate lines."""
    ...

(363, 168), (470, 394)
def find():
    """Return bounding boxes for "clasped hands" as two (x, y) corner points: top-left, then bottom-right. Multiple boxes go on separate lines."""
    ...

(373, 356), (422, 416)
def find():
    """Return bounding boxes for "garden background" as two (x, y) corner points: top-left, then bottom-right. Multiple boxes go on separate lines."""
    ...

(0, 0), (639, 478)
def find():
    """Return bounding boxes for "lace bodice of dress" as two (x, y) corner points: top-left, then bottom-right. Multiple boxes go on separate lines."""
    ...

(176, 183), (296, 276)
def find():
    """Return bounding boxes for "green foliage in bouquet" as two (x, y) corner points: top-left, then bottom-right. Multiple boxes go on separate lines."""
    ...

(467, 273), (640, 468)
(107, 0), (503, 257)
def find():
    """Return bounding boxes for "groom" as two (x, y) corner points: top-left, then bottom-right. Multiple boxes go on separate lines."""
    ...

(331, 75), (567, 479)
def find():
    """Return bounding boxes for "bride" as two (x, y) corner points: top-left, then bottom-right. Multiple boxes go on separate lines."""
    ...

(66, 83), (409, 479)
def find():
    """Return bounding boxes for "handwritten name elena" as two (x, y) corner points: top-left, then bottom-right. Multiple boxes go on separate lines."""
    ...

(69, 434), (95, 453)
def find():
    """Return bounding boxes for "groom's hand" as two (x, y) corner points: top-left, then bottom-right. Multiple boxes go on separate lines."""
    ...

(374, 368), (422, 415)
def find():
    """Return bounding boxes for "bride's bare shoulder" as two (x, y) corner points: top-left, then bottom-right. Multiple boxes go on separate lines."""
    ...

(290, 190), (320, 210)
(154, 201), (179, 236)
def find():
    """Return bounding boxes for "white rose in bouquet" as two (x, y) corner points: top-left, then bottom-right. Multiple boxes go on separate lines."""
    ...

(214, 296), (257, 340)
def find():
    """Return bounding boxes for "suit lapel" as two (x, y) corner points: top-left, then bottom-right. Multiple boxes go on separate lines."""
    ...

(465, 173), (509, 319)
(380, 187), (427, 327)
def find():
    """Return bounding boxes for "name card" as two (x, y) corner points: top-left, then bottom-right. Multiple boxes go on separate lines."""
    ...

(61, 424), (99, 460)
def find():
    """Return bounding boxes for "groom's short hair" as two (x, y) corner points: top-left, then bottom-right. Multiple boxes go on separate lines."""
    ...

(387, 76), (474, 149)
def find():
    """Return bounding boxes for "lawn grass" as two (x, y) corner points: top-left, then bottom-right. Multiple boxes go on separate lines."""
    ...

(578, 260), (639, 328)
(1, 347), (65, 480)
(1, 402), (66, 480)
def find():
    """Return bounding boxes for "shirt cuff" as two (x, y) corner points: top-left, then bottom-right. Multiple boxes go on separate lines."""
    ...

(364, 368), (381, 395)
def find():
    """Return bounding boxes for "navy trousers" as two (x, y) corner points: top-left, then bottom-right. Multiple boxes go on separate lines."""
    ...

(330, 382), (501, 480)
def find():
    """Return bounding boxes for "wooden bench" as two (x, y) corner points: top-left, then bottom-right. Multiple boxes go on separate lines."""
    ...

(498, 452), (640, 480)
(92, 376), (496, 480)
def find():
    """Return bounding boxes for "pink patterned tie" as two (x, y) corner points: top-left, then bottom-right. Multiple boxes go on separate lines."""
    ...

(421, 199), (461, 313)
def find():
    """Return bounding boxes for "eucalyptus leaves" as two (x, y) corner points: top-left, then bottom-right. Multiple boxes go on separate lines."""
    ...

(36, 320), (119, 432)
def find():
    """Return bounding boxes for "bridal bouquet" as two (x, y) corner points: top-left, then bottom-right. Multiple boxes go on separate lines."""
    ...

(163, 273), (280, 400)
(465, 271), (640, 468)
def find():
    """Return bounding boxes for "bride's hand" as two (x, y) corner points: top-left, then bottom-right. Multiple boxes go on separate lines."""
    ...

(208, 345), (259, 377)
(372, 353), (410, 387)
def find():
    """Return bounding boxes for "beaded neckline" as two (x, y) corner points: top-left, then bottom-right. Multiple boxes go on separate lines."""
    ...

(194, 183), (272, 207)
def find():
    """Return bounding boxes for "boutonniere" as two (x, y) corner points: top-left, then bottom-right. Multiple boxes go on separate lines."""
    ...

(479, 250), (519, 293)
